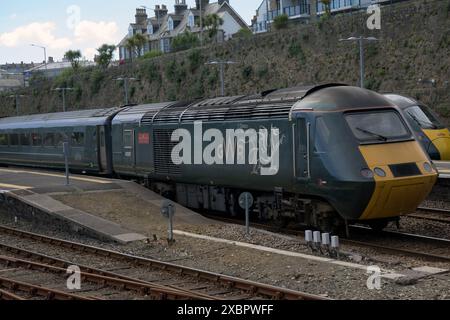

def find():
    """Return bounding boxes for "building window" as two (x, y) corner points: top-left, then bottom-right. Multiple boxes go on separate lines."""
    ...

(188, 12), (195, 28)
(147, 24), (153, 34)
(168, 17), (174, 31)
(128, 25), (133, 37)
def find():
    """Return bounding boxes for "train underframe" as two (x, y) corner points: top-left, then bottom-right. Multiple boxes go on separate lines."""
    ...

(146, 181), (392, 234)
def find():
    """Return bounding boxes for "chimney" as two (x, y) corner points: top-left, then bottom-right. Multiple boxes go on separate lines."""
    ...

(195, 0), (210, 10)
(48, 57), (54, 64)
(135, 8), (148, 25)
(174, 0), (188, 15)
(154, 4), (168, 20)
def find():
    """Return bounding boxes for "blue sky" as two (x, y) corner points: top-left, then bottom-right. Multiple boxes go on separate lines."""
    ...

(0, 0), (261, 64)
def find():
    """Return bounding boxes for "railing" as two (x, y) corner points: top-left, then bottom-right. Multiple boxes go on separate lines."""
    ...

(283, 4), (311, 17)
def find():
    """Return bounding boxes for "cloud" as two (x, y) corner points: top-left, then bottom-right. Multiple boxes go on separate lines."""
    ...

(0, 22), (72, 49)
(9, 13), (18, 20)
(0, 20), (121, 61)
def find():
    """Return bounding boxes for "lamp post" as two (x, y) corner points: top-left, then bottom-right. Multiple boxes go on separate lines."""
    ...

(8, 94), (26, 116)
(339, 36), (379, 88)
(52, 87), (73, 112)
(115, 77), (138, 105)
(205, 60), (236, 97)
(30, 44), (48, 71)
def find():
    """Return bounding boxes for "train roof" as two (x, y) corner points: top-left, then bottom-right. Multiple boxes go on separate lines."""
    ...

(383, 94), (420, 109)
(0, 108), (119, 130)
(291, 85), (396, 114)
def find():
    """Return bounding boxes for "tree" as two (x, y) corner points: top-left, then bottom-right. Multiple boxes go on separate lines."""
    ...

(203, 14), (224, 42)
(64, 50), (82, 70)
(320, 0), (331, 17)
(125, 33), (148, 60)
(171, 31), (200, 52)
(273, 14), (289, 30)
(95, 44), (116, 69)
(236, 28), (253, 38)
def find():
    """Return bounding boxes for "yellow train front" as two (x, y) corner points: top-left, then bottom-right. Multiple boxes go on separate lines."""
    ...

(385, 94), (450, 161)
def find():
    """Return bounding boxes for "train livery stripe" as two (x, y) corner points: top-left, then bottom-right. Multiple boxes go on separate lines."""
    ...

(358, 141), (437, 220)
(0, 168), (111, 184)
(422, 128), (450, 161)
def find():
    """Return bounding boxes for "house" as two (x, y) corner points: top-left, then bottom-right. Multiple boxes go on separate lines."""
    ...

(118, 0), (250, 60)
(252, 0), (409, 33)
(0, 69), (24, 92)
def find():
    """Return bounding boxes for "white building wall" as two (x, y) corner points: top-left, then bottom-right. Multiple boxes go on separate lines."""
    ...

(220, 11), (243, 40)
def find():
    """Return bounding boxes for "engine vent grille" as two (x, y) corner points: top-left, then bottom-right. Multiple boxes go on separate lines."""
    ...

(153, 129), (181, 176)
(389, 163), (421, 177)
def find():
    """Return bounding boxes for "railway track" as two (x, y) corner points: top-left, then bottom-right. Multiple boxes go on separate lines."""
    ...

(0, 224), (326, 301)
(202, 215), (450, 263)
(407, 207), (450, 224)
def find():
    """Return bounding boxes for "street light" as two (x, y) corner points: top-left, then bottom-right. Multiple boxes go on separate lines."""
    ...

(8, 94), (26, 116)
(205, 60), (236, 97)
(115, 77), (138, 105)
(30, 44), (48, 71)
(339, 36), (379, 88)
(52, 87), (73, 112)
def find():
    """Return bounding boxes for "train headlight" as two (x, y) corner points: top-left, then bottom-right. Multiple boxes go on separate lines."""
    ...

(360, 168), (374, 179)
(374, 167), (387, 177)
(423, 162), (433, 173)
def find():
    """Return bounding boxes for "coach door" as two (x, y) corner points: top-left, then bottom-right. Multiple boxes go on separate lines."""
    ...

(293, 118), (311, 180)
(123, 129), (136, 167)
(98, 126), (108, 173)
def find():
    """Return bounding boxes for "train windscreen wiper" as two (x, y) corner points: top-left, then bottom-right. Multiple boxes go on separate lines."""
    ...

(356, 127), (388, 141)
(407, 112), (437, 129)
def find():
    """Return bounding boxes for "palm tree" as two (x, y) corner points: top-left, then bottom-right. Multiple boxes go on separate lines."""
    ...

(125, 33), (148, 61)
(203, 14), (224, 42)
(64, 50), (82, 70)
(320, 0), (331, 17)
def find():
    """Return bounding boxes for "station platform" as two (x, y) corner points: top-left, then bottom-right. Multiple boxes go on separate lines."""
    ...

(435, 161), (450, 179)
(0, 167), (212, 243)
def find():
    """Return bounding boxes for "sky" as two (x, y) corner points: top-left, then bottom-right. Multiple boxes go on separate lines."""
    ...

(0, 0), (261, 65)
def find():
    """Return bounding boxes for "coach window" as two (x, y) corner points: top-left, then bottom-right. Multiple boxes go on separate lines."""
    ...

(55, 132), (67, 146)
(43, 133), (55, 146)
(9, 134), (19, 146)
(71, 132), (84, 146)
(32, 133), (42, 146)
(0, 134), (8, 146)
(20, 133), (30, 146)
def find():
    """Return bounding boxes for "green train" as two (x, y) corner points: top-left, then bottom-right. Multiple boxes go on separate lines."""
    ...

(0, 84), (438, 232)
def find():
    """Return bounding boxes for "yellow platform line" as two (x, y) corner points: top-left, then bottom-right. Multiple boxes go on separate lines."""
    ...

(0, 183), (30, 190)
(0, 168), (111, 184)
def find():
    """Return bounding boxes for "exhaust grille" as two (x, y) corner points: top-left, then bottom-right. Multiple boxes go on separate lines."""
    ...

(153, 129), (181, 176)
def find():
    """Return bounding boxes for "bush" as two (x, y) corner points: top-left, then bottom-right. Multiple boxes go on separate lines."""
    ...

(188, 49), (203, 72)
(242, 65), (253, 80)
(171, 31), (199, 52)
(236, 28), (253, 38)
(288, 42), (306, 63)
(140, 50), (163, 60)
(273, 14), (289, 30)
(90, 69), (105, 95)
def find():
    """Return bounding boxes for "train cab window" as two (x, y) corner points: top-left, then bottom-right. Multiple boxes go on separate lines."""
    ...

(9, 134), (19, 146)
(20, 133), (30, 146)
(43, 133), (55, 146)
(405, 105), (444, 130)
(314, 117), (331, 153)
(0, 134), (8, 146)
(346, 111), (411, 143)
(71, 132), (84, 146)
(32, 133), (42, 146)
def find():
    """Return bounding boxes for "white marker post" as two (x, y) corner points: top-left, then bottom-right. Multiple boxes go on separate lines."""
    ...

(63, 142), (70, 186)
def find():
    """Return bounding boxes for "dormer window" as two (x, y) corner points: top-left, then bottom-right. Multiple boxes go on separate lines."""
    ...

(147, 24), (153, 34)
(188, 12), (195, 28)
(128, 25), (133, 37)
(168, 17), (174, 31)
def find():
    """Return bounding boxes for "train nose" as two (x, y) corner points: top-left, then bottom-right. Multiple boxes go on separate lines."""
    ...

(430, 137), (450, 161)
(358, 141), (438, 220)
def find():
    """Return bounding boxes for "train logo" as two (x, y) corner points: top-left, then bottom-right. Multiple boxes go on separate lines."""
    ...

(171, 121), (281, 176)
